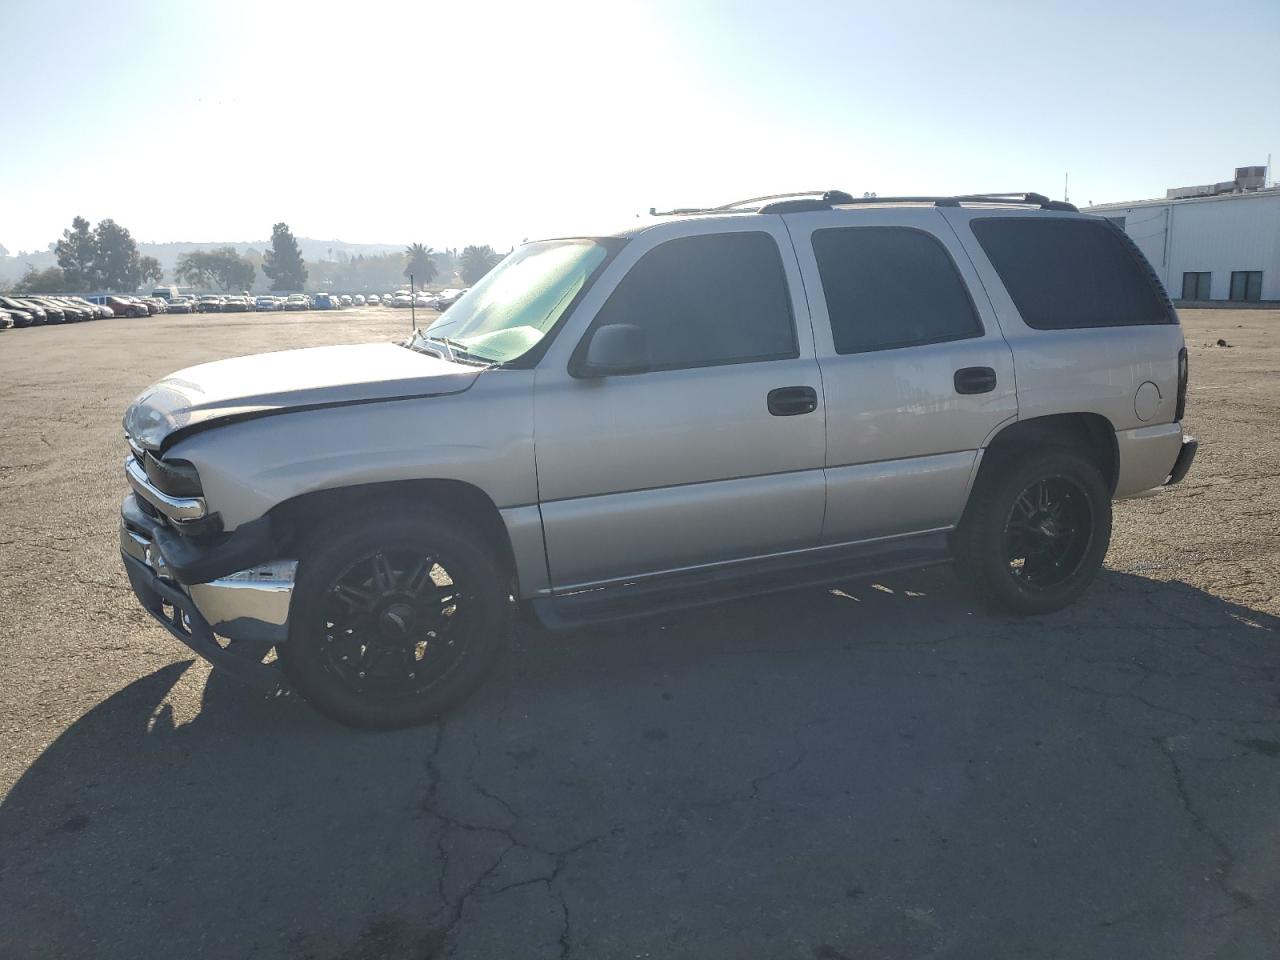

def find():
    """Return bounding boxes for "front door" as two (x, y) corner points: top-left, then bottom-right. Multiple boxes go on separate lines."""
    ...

(533, 221), (827, 590)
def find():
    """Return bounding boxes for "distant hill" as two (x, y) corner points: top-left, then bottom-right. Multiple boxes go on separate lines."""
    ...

(130, 238), (408, 270)
(0, 237), (410, 285)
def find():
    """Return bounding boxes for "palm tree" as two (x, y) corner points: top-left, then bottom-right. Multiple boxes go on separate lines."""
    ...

(460, 245), (501, 285)
(403, 243), (437, 285)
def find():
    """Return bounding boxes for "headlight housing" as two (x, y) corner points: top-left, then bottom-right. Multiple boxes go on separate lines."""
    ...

(123, 384), (192, 450)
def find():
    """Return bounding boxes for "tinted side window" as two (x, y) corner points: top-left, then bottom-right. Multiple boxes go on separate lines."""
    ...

(811, 227), (982, 354)
(971, 217), (1173, 329)
(588, 232), (797, 372)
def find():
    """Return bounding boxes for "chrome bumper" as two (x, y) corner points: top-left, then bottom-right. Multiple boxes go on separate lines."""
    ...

(120, 518), (296, 645)
(120, 497), (297, 690)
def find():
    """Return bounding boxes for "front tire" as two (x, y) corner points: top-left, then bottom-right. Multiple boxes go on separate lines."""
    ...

(954, 449), (1111, 616)
(280, 509), (511, 729)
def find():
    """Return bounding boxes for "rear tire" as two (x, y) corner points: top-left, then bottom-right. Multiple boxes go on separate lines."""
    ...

(280, 509), (511, 729)
(954, 448), (1111, 616)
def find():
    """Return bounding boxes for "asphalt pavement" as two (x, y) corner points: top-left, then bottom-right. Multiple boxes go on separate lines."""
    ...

(1, 306), (1277, 959)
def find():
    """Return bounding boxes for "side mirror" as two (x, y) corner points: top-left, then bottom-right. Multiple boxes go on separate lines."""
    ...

(576, 323), (650, 377)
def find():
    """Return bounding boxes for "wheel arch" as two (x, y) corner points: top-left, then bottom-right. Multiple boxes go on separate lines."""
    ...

(980, 413), (1119, 494)
(268, 478), (521, 590)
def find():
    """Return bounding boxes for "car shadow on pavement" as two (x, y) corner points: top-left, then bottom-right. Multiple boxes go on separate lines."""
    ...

(2, 568), (1279, 959)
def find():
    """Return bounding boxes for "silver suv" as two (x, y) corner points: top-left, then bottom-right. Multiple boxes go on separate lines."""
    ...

(120, 191), (1197, 728)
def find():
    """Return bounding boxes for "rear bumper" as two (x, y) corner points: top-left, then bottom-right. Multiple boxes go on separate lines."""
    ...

(120, 495), (295, 690)
(1164, 437), (1197, 486)
(1114, 422), (1189, 498)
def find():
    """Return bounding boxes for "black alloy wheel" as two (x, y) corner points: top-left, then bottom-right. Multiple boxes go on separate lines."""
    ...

(1002, 475), (1094, 590)
(282, 510), (510, 729)
(954, 448), (1111, 616)
(318, 548), (467, 699)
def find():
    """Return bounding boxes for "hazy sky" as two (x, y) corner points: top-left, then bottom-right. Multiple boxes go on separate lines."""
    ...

(2, 0), (1277, 253)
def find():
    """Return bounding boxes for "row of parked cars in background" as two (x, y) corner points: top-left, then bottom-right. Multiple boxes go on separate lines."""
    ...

(1, 287), (471, 328)
(386, 288), (468, 310)
(0, 293), (171, 328)
(181, 288), (469, 313)
(188, 293), (372, 312)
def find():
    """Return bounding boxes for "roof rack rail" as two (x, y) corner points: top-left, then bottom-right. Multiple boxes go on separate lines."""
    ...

(759, 192), (1079, 213)
(648, 191), (814, 217)
(650, 191), (1077, 216)
(649, 190), (846, 217)
(711, 191), (845, 210)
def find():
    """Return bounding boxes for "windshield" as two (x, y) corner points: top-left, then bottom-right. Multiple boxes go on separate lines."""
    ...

(417, 239), (612, 365)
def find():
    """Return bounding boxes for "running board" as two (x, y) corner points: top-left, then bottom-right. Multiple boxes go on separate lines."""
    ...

(529, 532), (952, 632)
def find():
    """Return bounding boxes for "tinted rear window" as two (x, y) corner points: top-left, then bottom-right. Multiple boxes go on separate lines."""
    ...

(811, 226), (982, 354)
(971, 217), (1173, 329)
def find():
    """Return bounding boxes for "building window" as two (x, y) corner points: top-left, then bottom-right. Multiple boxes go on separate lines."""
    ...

(1104, 216), (1127, 231)
(1182, 272), (1212, 300)
(1229, 271), (1263, 303)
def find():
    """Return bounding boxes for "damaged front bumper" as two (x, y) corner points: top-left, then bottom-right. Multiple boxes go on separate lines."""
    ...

(120, 493), (295, 691)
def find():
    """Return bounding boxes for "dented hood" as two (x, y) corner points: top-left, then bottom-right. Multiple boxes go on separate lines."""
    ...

(123, 342), (479, 449)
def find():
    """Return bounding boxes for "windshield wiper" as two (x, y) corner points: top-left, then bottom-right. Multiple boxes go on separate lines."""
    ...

(406, 331), (494, 367)
(439, 336), (470, 361)
(404, 331), (441, 358)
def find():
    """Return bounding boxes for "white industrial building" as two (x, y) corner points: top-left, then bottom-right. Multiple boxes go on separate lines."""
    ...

(1084, 166), (1279, 303)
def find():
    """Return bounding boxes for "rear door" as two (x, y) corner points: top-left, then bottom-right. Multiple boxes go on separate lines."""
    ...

(786, 207), (1018, 544)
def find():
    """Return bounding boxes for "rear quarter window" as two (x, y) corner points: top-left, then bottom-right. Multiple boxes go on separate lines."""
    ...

(971, 217), (1175, 329)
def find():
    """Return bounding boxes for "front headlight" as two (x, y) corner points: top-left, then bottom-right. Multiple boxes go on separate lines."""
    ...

(123, 384), (191, 449)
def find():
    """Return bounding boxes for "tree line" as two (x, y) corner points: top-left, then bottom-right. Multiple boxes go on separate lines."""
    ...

(171, 223), (311, 292)
(11, 216), (164, 294)
(7, 215), (506, 295)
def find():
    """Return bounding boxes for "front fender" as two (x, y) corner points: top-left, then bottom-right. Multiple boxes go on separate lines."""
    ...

(168, 371), (537, 532)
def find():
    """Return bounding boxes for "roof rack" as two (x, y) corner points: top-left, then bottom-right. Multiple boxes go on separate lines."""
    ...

(809, 192), (1079, 213)
(648, 191), (833, 216)
(649, 191), (1077, 216)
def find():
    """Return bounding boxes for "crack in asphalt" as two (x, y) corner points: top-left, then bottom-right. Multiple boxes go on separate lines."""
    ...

(1062, 676), (1279, 726)
(1155, 736), (1257, 913)
(418, 718), (622, 958)
(1191, 643), (1280, 679)
(1058, 642), (1280, 727)
(415, 714), (813, 956)
(467, 730), (519, 825)
(556, 892), (571, 960)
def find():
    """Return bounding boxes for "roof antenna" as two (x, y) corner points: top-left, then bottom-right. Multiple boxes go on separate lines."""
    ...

(1064, 172), (1070, 204)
